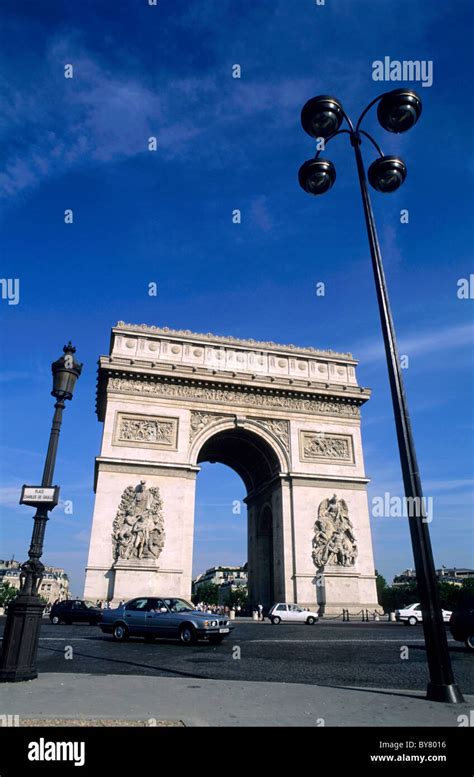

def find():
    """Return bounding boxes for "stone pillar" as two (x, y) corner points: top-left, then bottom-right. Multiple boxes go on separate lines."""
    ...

(289, 480), (379, 614)
(84, 465), (197, 604)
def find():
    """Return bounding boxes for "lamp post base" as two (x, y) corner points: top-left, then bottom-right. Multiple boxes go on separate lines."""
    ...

(0, 595), (45, 683)
(426, 682), (465, 704)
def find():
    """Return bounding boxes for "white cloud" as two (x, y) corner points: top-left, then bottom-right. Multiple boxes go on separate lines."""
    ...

(0, 32), (318, 200)
(0, 485), (23, 509)
(354, 322), (474, 364)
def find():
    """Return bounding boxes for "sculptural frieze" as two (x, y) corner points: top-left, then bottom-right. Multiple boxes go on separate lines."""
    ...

(301, 432), (354, 462)
(117, 414), (177, 446)
(108, 376), (361, 418)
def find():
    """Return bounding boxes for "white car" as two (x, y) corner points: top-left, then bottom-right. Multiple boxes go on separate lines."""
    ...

(396, 602), (452, 626)
(269, 603), (319, 625)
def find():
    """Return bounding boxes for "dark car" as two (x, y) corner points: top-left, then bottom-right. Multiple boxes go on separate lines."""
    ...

(49, 599), (103, 625)
(100, 596), (233, 645)
(449, 596), (474, 650)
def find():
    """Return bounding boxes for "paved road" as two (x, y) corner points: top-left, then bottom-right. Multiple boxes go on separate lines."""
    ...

(2, 618), (471, 693)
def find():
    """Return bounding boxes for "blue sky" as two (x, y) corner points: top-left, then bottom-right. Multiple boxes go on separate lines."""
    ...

(0, 0), (472, 595)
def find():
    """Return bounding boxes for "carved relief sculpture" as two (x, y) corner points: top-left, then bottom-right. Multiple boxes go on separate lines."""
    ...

(300, 431), (354, 463)
(114, 413), (178, 449)
(113, 480), (166, 562)
(189, 411), (228, 442)
(312, 494), (358, 568)
(108, 376), (361, 418)
(257, 419), (290, 453)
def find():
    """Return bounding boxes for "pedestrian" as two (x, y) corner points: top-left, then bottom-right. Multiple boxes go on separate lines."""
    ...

(258, 603), (263, 621)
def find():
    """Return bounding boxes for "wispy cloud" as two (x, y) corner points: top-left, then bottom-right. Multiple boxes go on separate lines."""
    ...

(0, 372), (32, 383)
(0, 484), (23, 509)
(354, 322), (474, 364)
(0, 30), (317, 200)
(423, 479), (474, 493)
(249, 195), (274, 233)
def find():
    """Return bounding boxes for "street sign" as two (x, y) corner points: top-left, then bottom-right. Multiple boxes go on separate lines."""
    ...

(20, 485), (60, 508)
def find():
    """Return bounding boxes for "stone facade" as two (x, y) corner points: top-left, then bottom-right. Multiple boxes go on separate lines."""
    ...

(0, 559), (70, 604)
(83, 323), (380, 614)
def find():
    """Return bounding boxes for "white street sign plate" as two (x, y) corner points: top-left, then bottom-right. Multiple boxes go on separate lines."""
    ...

(20, 485), (60, 507)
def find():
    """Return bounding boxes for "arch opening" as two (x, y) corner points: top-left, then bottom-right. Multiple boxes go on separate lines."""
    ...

(197, 427), (281, 495)
(194, 427), (284, 609)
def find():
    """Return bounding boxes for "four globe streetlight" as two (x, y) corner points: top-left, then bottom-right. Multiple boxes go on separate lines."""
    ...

(298, 88), (464, 704)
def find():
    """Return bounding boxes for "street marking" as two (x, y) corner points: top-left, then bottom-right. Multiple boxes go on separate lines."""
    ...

(0, 636), (457, 644)
(11, 637), (456, 645)
(237, 638), (457, 644)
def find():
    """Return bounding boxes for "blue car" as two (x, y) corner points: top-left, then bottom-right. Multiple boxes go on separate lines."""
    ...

(99, 596), (233, 645)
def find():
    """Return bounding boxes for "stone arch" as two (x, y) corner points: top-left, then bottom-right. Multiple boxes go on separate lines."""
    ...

(189, 417), (290, 492)
(84, 323), (380, 615)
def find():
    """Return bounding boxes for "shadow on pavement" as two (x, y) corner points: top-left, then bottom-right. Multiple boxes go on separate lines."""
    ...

(37, 644), (217, 681)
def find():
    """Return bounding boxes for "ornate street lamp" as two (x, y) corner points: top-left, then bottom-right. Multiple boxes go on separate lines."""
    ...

(0, 343), (82, 682)
(298, 89), (464, 704)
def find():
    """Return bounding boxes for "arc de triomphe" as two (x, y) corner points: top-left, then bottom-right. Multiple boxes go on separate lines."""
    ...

(84, 322), (379, 614)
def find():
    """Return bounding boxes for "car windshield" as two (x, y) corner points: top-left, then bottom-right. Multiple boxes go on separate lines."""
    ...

(83, 601), (97, 609)
(163, 598), (195, 613)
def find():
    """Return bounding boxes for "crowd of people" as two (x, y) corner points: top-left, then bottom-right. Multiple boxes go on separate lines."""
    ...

(195, 602), (265, 619)
(194, 602), (234, 615)
(94, 599), (125, 609)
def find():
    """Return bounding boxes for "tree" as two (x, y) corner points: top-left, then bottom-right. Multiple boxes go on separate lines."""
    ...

(376, 578), (474, 614)
(378, 582), (418, 613)
(192, 582), (219, 605)
(436, 581), (461, 611)
(0, 582), (19, 608)
(226, 587), (248, 609)
(375, 570), (387, 603)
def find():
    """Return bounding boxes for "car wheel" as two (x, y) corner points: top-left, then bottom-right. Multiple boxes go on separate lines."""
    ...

(51, 616), (60, 625)
(306, 616), (316, 625)
(112, 623), (129, 642)
(465, 635), (474, 651)
(271, 616), (281, 625)
(179, 624), (197, 645)
(408, 616), (418, 626)
(209, 635), (225, 645)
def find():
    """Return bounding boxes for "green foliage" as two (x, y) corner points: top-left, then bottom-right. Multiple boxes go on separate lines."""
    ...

(378, 577), (474, 613)
(192, 582), (219, 605)
(375, 570), (387, 601)
(0, 582), (19, 608)
(379, 582), (418, 613)
(461, 578), (474, 597)
(226, 587), (248, 609)
(436, 581), (461, 610)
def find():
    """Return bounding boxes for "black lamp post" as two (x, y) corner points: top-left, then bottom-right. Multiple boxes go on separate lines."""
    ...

(0, 343), (82, 682)
(298, 89), (464, 704)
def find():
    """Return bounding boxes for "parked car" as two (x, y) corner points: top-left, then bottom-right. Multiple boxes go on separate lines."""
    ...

(395, 602), (452, 626)
(99, 596), (233, 645)
(49, 599), (103, 625)
(449, 596), (474, 650)
(268, 603), (319, 625)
